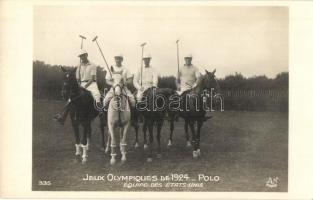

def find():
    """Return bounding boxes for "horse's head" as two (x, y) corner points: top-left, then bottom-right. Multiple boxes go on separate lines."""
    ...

(111, 69), (125, 96)
(200, 69), (220, 93)
(60, 66), (78, 99)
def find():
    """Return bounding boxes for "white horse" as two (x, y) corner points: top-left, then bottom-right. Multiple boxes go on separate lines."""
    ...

(106, 74), (131, 165)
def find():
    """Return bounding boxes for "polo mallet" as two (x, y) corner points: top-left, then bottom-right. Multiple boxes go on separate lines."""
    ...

(79, 35), (86, 49)
(140, 42), (147, 86)
(92, 36), (112, 79)
(176, 39), (180, 83)
(78, 35), (86, 82)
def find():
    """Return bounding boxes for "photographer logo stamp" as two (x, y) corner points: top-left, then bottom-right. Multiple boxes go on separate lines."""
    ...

(266, 177), (279, 188)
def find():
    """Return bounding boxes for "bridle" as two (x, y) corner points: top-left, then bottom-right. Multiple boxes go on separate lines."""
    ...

(112, 82), (128, 110)
(62, 72), (81, 103)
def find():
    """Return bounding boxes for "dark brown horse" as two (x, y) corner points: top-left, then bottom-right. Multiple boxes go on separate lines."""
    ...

(60, 66), (106, 164)
(168, 69), (220, 158)
(137, 87), (176, 162)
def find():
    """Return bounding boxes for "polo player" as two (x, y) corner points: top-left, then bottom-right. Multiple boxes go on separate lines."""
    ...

(54, 49), (102, 124)
(133, 54), (159, 101)
(176, 54), (201, 95)
(177, 54), (211, 121)
(103, 54), (136, 109)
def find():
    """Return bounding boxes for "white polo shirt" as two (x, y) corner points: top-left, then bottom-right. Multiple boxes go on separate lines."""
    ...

(134, 66), (159, 90)
(76, 61), (97, 82)
(179, 64), (201, 92)
(105, 65), (132, 81)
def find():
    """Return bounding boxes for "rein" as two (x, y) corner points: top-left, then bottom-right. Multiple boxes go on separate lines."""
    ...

(112, 83), (128, 127)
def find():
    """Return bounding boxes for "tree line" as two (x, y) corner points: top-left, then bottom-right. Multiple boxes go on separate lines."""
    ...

(33, 60), (288, 112)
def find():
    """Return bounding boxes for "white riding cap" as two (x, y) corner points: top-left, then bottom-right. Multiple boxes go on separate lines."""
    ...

(78, 49), (88, 57)
(184, 54), (193, 58)
(143, 53), (152, 59)
(114, 54), (123, 58)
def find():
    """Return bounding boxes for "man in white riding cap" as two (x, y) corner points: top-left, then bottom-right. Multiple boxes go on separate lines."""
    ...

(133, 53), (159, 101)
(103, 54), (136, 109)
(176, 54), (201, 95)
(76, 49), (101, 103)
(54, 49), (102, 124)
(176, 54), (212, 120)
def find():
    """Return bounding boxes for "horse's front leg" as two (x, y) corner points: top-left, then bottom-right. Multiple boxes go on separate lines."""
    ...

(133, 122), (139, 148)
(147, 119), (154, 162)
(131, 110), (140, 148)
(108, 124), (117, 165)
(188, 120), (198, 158)
(105, 132), (110, 154)
(120, 123), (130, 163)
(196, 120), (203, 157)
(185, 119), (191, 147)
(72, 121), (81, 159)
(81, 121), (91, 164)
(167, 114), (174, 147)
(156, 120), (164, 158)
(99, 115), (106, 151)
(143, 120), (148, 149)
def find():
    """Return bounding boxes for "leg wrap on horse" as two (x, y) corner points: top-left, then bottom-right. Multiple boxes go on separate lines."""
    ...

(75, 144), (82, 156)
(81, 145), (88, 158)
(120, 143), (127, 154)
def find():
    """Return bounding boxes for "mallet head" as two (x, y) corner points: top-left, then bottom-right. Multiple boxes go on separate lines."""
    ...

(79, 35), (86, 40)
(92, 36), (98, 42)
(140, 42), (147, 47)
(176, 39), (180, 43)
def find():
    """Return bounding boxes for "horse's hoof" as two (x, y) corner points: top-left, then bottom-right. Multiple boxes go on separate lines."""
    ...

(134, 142), (139, 148)
(186, 141), (192, 147)
(167, 140), (172, 147)
(143, 144), (148, 150)
(121, 154), (127, 162)
(193, 151), (199, 159)
(110, 159), (116, 165)
(147, 157), (153, 162)
(82, 158), (87, 164)
(197, 149), (201, 156)
(156, 154), (162, 159)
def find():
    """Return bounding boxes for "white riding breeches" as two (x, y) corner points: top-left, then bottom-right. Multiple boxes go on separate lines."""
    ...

(81, 82), (101, 102)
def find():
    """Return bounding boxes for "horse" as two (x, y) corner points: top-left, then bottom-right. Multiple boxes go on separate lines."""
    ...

(137, 87), (176, 162)
(60, 66), (106, 164)
(168, 69), (220, 158)
(106, 73), (131, 165)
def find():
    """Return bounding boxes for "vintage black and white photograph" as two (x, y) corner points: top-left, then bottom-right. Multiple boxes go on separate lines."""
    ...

(32, 5), (288, 192)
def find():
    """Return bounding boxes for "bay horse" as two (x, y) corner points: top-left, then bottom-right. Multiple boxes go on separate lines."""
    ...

(60, 66), (106, 164)
(168, 69), (220, 158)
(137, 87), (176, 162)
(106, 73), (131, 165)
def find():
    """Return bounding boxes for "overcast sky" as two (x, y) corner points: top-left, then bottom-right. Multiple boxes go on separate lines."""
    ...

(34, 6), (288, 78)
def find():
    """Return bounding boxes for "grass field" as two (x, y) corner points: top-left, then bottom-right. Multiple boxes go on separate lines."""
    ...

(32, 100), (288, 192)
